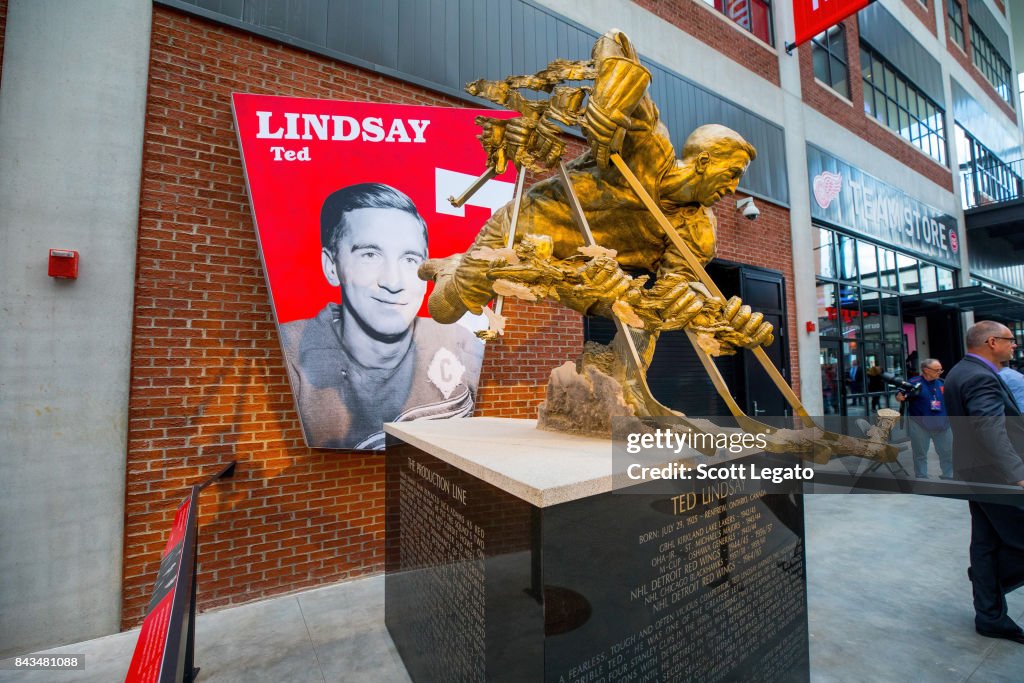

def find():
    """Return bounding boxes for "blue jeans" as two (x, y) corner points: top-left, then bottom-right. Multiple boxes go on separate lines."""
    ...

(908, 420), (953, 478)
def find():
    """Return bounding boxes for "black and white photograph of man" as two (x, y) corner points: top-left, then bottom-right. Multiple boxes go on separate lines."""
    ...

(280, 182), (484, 450)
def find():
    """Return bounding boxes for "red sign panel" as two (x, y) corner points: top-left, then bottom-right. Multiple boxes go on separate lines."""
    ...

(231, 94), (517, 449)
(792, 0), (870, 47)
(124, 496), (191, 683)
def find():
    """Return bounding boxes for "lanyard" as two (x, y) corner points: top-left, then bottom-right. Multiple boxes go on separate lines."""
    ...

(918, 379), (939, 405)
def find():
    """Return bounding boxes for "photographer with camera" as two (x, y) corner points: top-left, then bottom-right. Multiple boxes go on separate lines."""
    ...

(895, 358), (953, 479)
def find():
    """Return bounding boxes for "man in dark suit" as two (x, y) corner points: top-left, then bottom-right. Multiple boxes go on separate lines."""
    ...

(945, 320), (1024, 644)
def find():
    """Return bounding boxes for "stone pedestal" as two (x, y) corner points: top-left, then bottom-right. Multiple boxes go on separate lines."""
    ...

(384, 418), (809, 683)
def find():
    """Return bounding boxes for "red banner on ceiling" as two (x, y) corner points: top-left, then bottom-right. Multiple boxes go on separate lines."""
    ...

(792, 0), (870, 47)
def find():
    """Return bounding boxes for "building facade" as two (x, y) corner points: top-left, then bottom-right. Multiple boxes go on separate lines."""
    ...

(1, 0), (1021, 655)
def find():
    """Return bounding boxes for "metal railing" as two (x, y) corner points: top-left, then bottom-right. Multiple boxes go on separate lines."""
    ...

(960, 156), (1024, 210)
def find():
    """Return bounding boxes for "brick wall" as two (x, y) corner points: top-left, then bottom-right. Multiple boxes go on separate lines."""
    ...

(799, 18), (953, 192)
(902, 0), (936, 36)
(0, 0), (8, 82)
(124, 6), (799, 628)
(718, 195), (800, 394)
(945, 0), (1017, 124)
(633, 0), (780, 86)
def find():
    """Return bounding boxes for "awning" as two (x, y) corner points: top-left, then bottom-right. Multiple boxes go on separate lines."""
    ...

(900, 285), (1024, 322)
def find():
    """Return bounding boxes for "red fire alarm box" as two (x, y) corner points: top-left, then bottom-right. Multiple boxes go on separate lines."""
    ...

(48, 249), (79, 279)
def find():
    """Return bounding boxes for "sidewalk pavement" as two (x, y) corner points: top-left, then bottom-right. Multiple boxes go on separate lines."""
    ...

(1, 494), (1022, 682)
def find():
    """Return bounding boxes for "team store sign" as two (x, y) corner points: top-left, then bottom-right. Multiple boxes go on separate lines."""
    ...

(807, 145), (959, 268)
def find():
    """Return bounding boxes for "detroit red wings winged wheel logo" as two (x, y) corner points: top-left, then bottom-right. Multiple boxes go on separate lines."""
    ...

(813, 171), (843, 209)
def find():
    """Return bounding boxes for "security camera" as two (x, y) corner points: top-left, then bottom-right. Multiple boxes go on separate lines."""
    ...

(736, 197), (760, 221)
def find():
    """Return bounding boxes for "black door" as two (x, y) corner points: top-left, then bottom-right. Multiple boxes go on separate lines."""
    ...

(740, 268), (789, 418)
(924, 309), (962, 370)
(584, 262), (790, 418)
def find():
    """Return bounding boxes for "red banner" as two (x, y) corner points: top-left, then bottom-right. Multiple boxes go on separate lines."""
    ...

(231, 95), (517, 449)
(792, 0), (870, 47)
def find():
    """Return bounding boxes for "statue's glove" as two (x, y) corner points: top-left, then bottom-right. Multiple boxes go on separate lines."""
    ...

(476, 116), (510, 174)
(637, 273), (706, 331)
(564, 255), (632, 311)
(577, 256), (631, 301)
(582, 56), (651, 168)
(569, 258), (630, 305)
(723, 296), (775, 347)
(505, 117), (564, 170)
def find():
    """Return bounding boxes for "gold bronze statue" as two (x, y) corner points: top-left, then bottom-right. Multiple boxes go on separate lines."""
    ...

(420, 29), (897, 463)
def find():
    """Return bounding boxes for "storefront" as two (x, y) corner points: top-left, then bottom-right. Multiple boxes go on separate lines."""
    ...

(808, 146), (962, 416)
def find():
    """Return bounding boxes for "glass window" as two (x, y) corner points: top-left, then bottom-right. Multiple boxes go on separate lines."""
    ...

(820, 340), (841, 415)
(937, 267), (955, 290)
(897, 253), (919, 293)
(817, 282), (839, 337)
(860, 44), (947, 164)
(843, 341), (866, 415)
(947, 0), (965, 51)
(884, 66), (896, 94)
(881, 294), (902, 343)
(831, 57), (849, 98)
(858, 241), (879, 288)
(812, 25), (850, 98)
(815, 228), (836, 278)
(896, 80), (908, 108)
(861, 290), (882, 339)
(878, 248), (898, 290)
(837, 234), (857, 281)
(838, 284), (860, 338)
(863, 341), (891, 410)
(812, 229), (918, 416)
(919, 265), (938, 293)
(874, 90), (888, 123)
(884, 345), (902, 378)
(706, 0), (774, 45)
(969, 20), (1013, 106)
(871, 59), (885, 88)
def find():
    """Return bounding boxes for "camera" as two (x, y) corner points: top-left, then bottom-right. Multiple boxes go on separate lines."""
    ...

(881, 372), (921, 398)
(736, 197), (760, 221)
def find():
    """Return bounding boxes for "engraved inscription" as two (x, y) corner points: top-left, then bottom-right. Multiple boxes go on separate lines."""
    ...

(553, 490), (806, 682)
(398, 468), (486, 682)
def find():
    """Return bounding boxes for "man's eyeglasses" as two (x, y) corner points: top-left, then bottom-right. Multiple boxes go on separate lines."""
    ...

(922, 366), (942, 373)
(990, 337), (1019, 344)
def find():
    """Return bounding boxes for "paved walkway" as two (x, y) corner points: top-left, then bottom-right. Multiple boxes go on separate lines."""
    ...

(1, 494), (1022, 682)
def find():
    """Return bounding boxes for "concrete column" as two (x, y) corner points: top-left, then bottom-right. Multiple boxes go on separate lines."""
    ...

(776, 9), (824, 415)
(0, 0), (151, 655)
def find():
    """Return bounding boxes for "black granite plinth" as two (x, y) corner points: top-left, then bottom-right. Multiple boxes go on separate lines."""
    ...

(385, 440), (809, 683)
